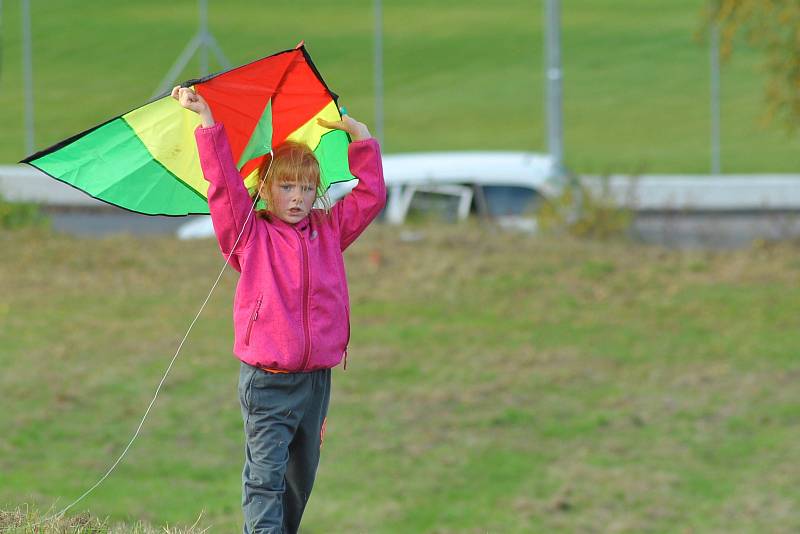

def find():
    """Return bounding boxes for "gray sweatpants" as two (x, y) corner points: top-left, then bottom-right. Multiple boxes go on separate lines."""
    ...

(238, 362), (331, 534)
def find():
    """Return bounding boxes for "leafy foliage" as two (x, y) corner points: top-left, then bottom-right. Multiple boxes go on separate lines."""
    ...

(536, 177), (633, 239)
(708, 0), (800, 130)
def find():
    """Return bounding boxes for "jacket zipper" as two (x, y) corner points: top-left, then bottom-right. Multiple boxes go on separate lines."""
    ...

(244, 294), (262, 346)
(343, 303), (350, 370)
(296, 228), (312, 370)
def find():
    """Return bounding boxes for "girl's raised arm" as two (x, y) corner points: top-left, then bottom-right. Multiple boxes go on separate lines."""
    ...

(318, 113), (386, 250)
(172, 86), (258, 265)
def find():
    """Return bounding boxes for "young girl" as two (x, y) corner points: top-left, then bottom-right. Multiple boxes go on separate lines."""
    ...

(171, 86), (385, 534)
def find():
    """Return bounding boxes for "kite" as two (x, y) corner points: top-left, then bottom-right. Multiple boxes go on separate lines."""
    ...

(21, 44), (354, 216)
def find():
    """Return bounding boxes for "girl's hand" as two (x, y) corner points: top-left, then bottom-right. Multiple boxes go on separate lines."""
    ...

(317, 112), (371, 141)
(171, 86), (215, 127)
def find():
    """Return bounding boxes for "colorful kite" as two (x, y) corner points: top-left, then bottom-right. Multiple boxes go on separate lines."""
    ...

(21, 44), (354, 216)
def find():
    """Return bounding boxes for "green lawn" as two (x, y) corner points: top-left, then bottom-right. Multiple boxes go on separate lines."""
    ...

(0, 0), (799, 172)
(1, 223), (799, 532)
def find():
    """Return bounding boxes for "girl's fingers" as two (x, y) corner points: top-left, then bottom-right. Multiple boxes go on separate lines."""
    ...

(317, 113), (359, 129)
(317, 115), (370, 141)
(317, 117), (344, 130)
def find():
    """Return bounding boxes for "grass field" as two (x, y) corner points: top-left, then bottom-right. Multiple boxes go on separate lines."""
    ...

(1, 0), (799, 172)
(1, 222), (799, 532)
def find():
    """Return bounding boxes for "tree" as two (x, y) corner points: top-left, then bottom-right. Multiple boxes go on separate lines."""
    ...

(708, 0), (800, 130)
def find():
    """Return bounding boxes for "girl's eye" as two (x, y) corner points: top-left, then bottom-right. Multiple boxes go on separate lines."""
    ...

(303, 186), (314, 193)
(280, 184), (292, 191)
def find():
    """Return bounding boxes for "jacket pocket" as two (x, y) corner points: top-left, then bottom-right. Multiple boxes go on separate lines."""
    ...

(244, 293), (263, 346)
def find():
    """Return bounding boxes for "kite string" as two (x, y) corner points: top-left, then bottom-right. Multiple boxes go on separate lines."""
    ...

(11, 153), (273, 531)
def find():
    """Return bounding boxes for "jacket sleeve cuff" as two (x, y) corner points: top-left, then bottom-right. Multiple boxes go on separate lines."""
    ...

(348, 137), (380, 151)
(194, 122), (225, 138)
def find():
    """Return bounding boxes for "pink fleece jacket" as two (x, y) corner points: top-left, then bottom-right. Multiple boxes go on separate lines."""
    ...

(195, 123), (386, 372)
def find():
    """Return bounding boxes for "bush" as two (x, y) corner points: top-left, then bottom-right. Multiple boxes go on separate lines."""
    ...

(536, 175), (632, 239)
(0, 193), (49, 230)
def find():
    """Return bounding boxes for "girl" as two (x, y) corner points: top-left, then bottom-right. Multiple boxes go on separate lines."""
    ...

(171, 86), (385, 534)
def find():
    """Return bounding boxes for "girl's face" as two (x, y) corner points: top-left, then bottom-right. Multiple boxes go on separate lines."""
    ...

(268, 180), (317, 224)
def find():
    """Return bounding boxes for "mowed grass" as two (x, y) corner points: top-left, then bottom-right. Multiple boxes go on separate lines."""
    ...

(1, 0), (799, 172)
(1, 223), (799, 533)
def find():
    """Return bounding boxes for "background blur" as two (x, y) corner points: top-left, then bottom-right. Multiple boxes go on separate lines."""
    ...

(1, 1), (799, 533)
(2, 0), (800, 170)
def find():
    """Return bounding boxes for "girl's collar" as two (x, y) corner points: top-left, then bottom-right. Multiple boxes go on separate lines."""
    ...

(266, 211), (312, 233)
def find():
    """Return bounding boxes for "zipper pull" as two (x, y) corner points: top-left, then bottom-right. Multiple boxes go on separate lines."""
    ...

(253, 296), (262, 321)
(343, 347), (348, 370)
